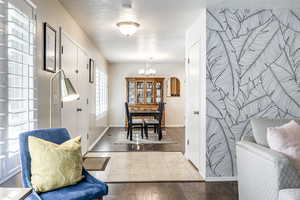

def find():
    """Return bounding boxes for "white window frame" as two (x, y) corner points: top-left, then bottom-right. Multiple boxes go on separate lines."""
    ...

(95, 67), (107, 119)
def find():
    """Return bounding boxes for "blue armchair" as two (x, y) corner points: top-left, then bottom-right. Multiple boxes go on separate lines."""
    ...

(19, 128), (108, 200)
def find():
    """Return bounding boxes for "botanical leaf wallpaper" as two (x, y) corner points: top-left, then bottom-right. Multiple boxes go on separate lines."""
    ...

(206, 9), (300, 177)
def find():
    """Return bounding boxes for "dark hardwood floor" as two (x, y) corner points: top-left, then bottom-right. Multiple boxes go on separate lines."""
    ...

(92, 127), (238, 200)
(0, 127), (239, 200)
(92, 127), (185, 152)
(106, 182), (238, 200)
(1, 173), (238, 200)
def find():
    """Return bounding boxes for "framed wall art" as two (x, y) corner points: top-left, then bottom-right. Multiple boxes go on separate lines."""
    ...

(89, 58), (95, 83)
(43, 23), (57, 73)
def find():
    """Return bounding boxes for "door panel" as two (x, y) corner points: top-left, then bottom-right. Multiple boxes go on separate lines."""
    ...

(186, 42), (201, 170)
(61, 33), (78, 138)
(76, 49), (89, 154)
(61, 33), (89, 154)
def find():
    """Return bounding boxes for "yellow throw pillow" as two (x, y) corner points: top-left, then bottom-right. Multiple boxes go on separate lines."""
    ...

(28, 136), (84, 192)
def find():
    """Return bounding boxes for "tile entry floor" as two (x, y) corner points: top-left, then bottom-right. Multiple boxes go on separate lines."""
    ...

(87, 152), (204, 183)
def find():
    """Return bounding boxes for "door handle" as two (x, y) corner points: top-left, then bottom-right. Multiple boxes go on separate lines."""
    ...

(193, 111), (200, 115)
(77, 108), (83, 112)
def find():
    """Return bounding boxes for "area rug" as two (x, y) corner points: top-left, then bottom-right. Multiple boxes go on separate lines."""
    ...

(113, 130), (177, 144)
(83, 157), (110, 171)
(87, 152), (204, 183)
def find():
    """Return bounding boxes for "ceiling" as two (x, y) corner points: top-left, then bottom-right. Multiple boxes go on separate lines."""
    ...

(59, 0), (300, 64)
(58, 0), (201, 64)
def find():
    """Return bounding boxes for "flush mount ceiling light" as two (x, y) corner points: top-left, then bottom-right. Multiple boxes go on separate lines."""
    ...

(116, 21), (140, 36)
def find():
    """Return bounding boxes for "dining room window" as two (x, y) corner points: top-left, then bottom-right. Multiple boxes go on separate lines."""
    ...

(95, 68), (107, 118)
(0, 0), (37, 183)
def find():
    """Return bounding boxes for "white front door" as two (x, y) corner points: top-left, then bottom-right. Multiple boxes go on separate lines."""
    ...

(185, 41), (201, 170)
(61, 33), (89, 154)
(61, 33), (78, 138)
(76, 48), (89, 154)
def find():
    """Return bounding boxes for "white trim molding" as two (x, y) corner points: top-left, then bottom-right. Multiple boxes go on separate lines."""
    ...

(0, 166), (21, 185)
(88, 127), (110, 151)
(109, 125), (124, 128)
(205, 176), (237, 182)
(166, 125), (185, 128)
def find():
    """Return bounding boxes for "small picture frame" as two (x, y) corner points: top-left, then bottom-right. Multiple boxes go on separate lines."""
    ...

(43, 23), (57, 73)
(89, 58), (95, 83)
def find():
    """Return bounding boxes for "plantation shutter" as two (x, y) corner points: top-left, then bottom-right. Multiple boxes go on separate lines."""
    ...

(0, 0), (37, 183)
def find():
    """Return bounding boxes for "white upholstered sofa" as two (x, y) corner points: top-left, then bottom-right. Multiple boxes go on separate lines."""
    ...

(236, 119), (300, 200)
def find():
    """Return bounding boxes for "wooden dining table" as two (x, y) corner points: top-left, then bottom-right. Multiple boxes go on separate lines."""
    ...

(129, 110), (162, 140)
(129, 110), (160, 117)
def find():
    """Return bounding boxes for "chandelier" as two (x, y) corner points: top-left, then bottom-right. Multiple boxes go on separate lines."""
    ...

(138, 58), (156, 76)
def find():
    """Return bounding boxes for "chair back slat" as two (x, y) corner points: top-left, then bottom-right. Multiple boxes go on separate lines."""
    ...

(125, 102), (131, 124)
(158, 102), (162, 112)
(158, 102), (165, 123)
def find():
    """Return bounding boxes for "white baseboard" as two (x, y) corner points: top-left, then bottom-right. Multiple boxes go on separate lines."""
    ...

(0, 166), (20, 184)
(88, 127), (109, 152)
(166, 125), (185, 128)
(109, 125), (124, 128)
(205, 176), (237, 182)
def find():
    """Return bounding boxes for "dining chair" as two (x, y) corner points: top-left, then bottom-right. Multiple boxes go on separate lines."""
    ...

(125, 102), (144, 140)
(144, 102), (165, 140)
(19, 128), (108, 200)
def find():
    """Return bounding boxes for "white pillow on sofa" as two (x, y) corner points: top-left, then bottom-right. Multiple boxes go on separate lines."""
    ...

(267, 120), (300, 171)
(251, 118), (300, 147)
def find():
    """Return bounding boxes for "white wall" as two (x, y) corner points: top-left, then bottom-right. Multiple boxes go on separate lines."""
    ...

(31, 0), (108, 146)
(108, 63), (185, 127)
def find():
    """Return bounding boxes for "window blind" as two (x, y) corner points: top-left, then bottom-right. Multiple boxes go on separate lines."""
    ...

(0, 0), (36, 183)
(95, 68), (107, 118)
